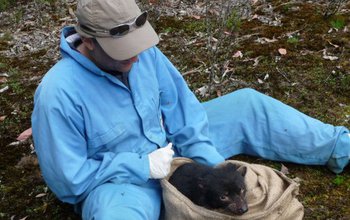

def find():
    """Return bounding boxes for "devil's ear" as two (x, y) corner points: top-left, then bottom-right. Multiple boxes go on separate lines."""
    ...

(237, 166), (247, 176)
(221, 163), (238, 173)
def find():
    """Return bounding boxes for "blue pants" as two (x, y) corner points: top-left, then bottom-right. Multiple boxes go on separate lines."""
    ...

(81, 88), (349, 220)
(204, 88), (350, 174)
(81, 181), (162, 220)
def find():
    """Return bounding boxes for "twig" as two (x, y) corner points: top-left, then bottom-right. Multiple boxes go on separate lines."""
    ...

(275, 67), (291, 83)
(182, 66), (202, 76)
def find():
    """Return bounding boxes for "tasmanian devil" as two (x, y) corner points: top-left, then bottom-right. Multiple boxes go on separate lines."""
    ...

(168, 162), (248, 215)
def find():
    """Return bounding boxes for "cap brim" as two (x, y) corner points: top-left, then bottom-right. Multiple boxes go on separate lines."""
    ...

(96, 21), (159, 61)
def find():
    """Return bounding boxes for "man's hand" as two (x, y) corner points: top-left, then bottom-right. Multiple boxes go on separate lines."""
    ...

(148, 143), (174, 179)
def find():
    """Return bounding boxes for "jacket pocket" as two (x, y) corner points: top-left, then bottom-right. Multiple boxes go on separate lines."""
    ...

(87, 122), (126, 151)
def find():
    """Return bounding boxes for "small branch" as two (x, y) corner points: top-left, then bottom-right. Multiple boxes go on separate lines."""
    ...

(276, 67), (291, 83)
(182, 66), (202, 76)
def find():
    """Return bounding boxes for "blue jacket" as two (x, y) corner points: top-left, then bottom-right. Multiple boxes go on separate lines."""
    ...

(31, 27), (224, 204)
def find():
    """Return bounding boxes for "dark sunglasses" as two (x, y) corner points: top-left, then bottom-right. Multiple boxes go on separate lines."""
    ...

(80, 11), (148, 37)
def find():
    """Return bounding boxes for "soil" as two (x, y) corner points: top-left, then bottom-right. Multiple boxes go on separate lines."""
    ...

(0, 0), (349, 219)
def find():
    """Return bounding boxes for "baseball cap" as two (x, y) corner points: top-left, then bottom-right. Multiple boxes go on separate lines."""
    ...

(75, 0), (159, 60)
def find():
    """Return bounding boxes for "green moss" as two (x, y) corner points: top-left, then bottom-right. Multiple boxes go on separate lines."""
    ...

(330, 17), (346, 29)
(226, 9), (241, 32)
(287, 36), (299, 44)
(0, 0), (15, 11)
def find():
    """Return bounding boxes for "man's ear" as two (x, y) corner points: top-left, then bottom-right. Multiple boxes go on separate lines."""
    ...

(81, 37), (95, 51)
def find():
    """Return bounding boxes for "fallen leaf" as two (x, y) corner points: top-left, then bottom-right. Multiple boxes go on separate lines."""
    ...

(278, 48), (287, 55)
(0, 76), (7, 83)
(149, 0), (158, 5)
(322, 49), (338, 60)
(210, 37), (218, 42)
(196, 85), (209, 97)
(17, 127), (32, 141)
(192, 15), (201, 20)
(323, 55), (339, 61)
(0, 73), (9, 77)
(0, 115), (6, 122)
(8, 141), (21, 146)
(0, 85), (9, 93)
(280, 164), (290, 175)
(35, 193), (47, 198)
(251, 14), (259, 20)
(263, 73), (269, 80)
(232, 50), (243, 58)
(224, 31), (232, 36)
(254, 57), (262, 66)
(255, 37), (277, 44)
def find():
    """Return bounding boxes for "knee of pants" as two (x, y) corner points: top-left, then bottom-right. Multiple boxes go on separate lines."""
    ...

(81, 182), (162, 220)
(235, 88), (260, 96)
(213, 88), (267, 115)
(203, 88), (263, 116)
(234, 88), (273, 108)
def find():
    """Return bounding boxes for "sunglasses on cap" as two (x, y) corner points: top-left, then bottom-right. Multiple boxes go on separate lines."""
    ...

(80, 11), (148, 38)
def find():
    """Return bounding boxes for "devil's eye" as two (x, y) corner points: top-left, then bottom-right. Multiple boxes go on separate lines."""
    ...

(220, 195), (228, 201)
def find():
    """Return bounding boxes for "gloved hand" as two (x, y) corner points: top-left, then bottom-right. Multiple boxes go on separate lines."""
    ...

(148, 143), (174, 179)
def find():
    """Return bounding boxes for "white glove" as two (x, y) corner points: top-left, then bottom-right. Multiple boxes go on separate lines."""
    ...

(148, 143), (174, 179)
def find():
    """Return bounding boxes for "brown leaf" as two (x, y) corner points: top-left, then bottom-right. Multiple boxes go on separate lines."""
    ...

(232, 51), (243, 58)
(278, 48), (287, 55)
(251, 14), (259, 20)
(149, 0), (158, 5)
(16, 127), (32, 141)
(0, 115), (6, 122)
(0, 76), (7, 83)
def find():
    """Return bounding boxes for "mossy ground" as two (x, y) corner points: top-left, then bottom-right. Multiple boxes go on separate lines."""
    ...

(0, 0), (349, 219)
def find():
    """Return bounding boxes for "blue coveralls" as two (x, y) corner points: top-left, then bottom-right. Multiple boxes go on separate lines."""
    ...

(31, 27), (350, 220)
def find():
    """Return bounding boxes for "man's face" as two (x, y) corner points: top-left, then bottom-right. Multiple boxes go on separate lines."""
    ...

(89, 39), (138, 73)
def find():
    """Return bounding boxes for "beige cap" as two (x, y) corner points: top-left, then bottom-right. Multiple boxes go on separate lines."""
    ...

(75, 0), (159, 60)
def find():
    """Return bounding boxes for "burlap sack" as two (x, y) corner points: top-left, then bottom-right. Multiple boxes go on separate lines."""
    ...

(160, 158), (304, 220)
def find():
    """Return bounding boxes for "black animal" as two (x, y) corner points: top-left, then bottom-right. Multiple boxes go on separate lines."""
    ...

(168, 162), (248, 215)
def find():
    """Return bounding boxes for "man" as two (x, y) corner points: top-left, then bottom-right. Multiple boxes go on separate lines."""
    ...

(31, 0), (350, 219)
